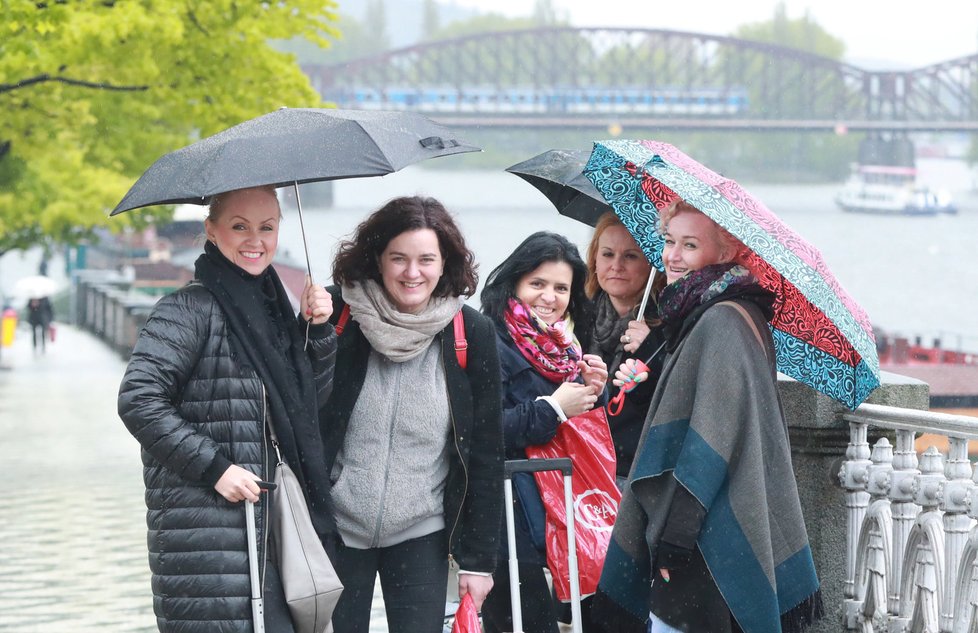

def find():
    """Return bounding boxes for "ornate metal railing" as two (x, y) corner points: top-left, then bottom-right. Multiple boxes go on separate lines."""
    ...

(840, 403), (978, 632)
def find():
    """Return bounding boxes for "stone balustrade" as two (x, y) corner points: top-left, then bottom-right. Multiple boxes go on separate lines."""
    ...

(840, 403), (978, 632)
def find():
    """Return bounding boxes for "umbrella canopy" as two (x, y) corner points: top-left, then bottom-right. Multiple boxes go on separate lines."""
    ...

(584, 139), (879, 410)
(505, 149), (611, 226)
(13, 275), (59, 299)
(111, 107), (480, 215)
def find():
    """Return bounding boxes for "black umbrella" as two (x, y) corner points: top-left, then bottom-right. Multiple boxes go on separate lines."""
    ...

(111, 107), (480, 278)
(505, 149), (611, 227)
(508, 147), (660, 328)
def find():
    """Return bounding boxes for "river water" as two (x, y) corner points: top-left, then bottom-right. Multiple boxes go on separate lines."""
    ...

(278, 157), (978, 352)
(1, 158), (974, 351)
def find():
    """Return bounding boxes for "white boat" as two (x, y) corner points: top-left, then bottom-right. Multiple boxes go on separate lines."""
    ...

(835, 164), (957, 216)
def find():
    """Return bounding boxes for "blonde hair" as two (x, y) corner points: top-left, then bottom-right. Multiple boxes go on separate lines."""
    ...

(660, 199), (743, 264)
(207, 186), (280, 222)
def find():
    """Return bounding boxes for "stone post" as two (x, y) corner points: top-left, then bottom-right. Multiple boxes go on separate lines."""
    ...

(781, 371), (929, 633)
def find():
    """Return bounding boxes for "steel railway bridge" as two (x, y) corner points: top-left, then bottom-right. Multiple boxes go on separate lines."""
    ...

(302, 27), (978, 134)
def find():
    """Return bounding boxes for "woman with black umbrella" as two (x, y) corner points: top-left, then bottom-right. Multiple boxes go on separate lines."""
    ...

(118, 186), (337, 632)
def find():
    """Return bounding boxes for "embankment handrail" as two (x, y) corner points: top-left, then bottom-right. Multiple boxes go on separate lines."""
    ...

(844, 402), (978, 438)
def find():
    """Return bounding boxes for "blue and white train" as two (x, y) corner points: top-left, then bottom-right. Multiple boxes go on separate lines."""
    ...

(327, 86), (749, 116)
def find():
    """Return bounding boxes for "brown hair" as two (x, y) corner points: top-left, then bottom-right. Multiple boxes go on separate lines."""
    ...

(332, 196), (478, 298)
(660, 199), (743, 264)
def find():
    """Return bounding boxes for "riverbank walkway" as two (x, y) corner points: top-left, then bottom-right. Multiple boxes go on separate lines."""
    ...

(0, 323), (399, 632)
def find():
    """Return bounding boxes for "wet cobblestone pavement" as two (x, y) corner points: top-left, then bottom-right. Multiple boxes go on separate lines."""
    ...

(0, 324), (398, 632)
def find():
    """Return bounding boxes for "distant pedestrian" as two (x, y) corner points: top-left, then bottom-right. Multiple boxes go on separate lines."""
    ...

(117, 186), (337, 632)
(26, 296), (53, 353)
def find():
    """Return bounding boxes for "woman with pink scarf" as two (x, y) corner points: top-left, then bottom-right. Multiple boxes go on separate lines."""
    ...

(479, 231), (608, 633)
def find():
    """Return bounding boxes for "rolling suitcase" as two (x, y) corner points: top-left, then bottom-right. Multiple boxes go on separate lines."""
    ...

(503, 457), (583, 633)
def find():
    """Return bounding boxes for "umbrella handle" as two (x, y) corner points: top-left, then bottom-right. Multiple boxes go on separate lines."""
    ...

(607, 390), (627, 417)
(293, 181), (314, 351)
(607, 360), (650, 417)
(636, 270), (657, 319)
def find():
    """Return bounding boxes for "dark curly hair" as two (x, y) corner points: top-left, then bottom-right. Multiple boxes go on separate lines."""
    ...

(331, 196), (478, 298)
(480, 231), (592, 340)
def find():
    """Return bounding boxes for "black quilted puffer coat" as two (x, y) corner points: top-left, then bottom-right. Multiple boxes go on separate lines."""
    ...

(118, 284), (336, 633)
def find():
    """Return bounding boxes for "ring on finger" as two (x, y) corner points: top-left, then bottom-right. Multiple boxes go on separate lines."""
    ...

(623, 335), (631, 344)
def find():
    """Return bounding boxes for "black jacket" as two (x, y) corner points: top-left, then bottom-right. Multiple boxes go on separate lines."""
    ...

(493, 322), (610, 564)
(321, 290), (504, 572)
(118, 284), (336, 633)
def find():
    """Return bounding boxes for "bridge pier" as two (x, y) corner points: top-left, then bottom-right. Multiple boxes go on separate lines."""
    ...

(857, 134), (915, 167)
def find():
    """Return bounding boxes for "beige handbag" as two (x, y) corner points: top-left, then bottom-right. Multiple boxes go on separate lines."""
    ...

(269, 433), (343, 633)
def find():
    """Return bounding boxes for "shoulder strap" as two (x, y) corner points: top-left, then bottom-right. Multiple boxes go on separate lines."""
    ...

(335, 304), (351, 335)
(719, 301), (771, 365)
(453, 310), (467, 370)
(335, 303), (467, 370)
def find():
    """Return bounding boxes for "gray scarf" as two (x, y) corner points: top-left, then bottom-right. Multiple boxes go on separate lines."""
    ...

(341, 280), (463, 362)
(588, 291), (636, 374)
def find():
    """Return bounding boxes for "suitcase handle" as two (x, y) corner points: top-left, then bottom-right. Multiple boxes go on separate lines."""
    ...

(504, 457), (572, 478)
(502, 456), (581, 633)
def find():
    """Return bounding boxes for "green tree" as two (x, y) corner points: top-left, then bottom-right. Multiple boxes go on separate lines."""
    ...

(532, 0), (558, 26)
(274, 14), (377, 65)
(364, 0), (389, 50)
(735, 3), (845, 58)
(421, 0), (440, 40)
(0, 0), (339, 255)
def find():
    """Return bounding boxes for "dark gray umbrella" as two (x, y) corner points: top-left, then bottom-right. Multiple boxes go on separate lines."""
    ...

(505, 149), (611, 227)
(111, 107), (479, 280)
(112, 108), (479, 215)
(508, 147), (660, 324)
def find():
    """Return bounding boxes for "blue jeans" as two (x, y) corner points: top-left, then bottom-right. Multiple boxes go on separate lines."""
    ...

(330, 530), (448, 633)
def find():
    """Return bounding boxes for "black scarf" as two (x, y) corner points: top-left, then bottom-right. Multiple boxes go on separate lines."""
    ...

(195, 240), (334, 535)
(658, 263), (775, 351)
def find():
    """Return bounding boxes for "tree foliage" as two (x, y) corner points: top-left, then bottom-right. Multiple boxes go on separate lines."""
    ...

(0, 0), (339, 255)
(734, 2), (845, 59)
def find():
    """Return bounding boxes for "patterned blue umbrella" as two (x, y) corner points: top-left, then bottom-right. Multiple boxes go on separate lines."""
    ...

(585, 139), (880, 409)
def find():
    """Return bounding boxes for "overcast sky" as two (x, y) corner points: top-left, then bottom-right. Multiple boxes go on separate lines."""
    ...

(446, 0), (978, 68)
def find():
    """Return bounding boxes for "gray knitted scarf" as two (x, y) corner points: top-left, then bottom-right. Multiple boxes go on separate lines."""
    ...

(341, 280), (463, 362)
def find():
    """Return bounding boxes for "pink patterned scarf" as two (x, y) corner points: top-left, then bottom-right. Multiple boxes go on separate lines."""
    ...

(503, 297), (582, 383)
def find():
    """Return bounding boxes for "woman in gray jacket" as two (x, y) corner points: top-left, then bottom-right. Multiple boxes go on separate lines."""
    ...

(118, 186), (336, 632)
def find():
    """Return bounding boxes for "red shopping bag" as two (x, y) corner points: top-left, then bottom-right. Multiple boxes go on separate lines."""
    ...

(525, 406), (620, 601)
(48, 323), (56, 343)
(451, 592), (481, 633)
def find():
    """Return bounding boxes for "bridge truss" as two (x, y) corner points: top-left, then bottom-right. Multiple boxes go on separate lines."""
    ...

(303, 27), (978, 132)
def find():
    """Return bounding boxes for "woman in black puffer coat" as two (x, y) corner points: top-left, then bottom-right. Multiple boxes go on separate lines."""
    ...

(118, 186), (336, 633)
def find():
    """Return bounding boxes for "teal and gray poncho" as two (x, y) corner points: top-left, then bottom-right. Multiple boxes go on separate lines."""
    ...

(596, 297), (822, 633)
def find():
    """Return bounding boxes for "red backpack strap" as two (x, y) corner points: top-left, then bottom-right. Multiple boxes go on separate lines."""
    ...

(453, 310), (467, 370)
(335, 304), (351, 335)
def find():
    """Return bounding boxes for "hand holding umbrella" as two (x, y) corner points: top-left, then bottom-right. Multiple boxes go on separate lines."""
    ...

(607, 339), (667, 416)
